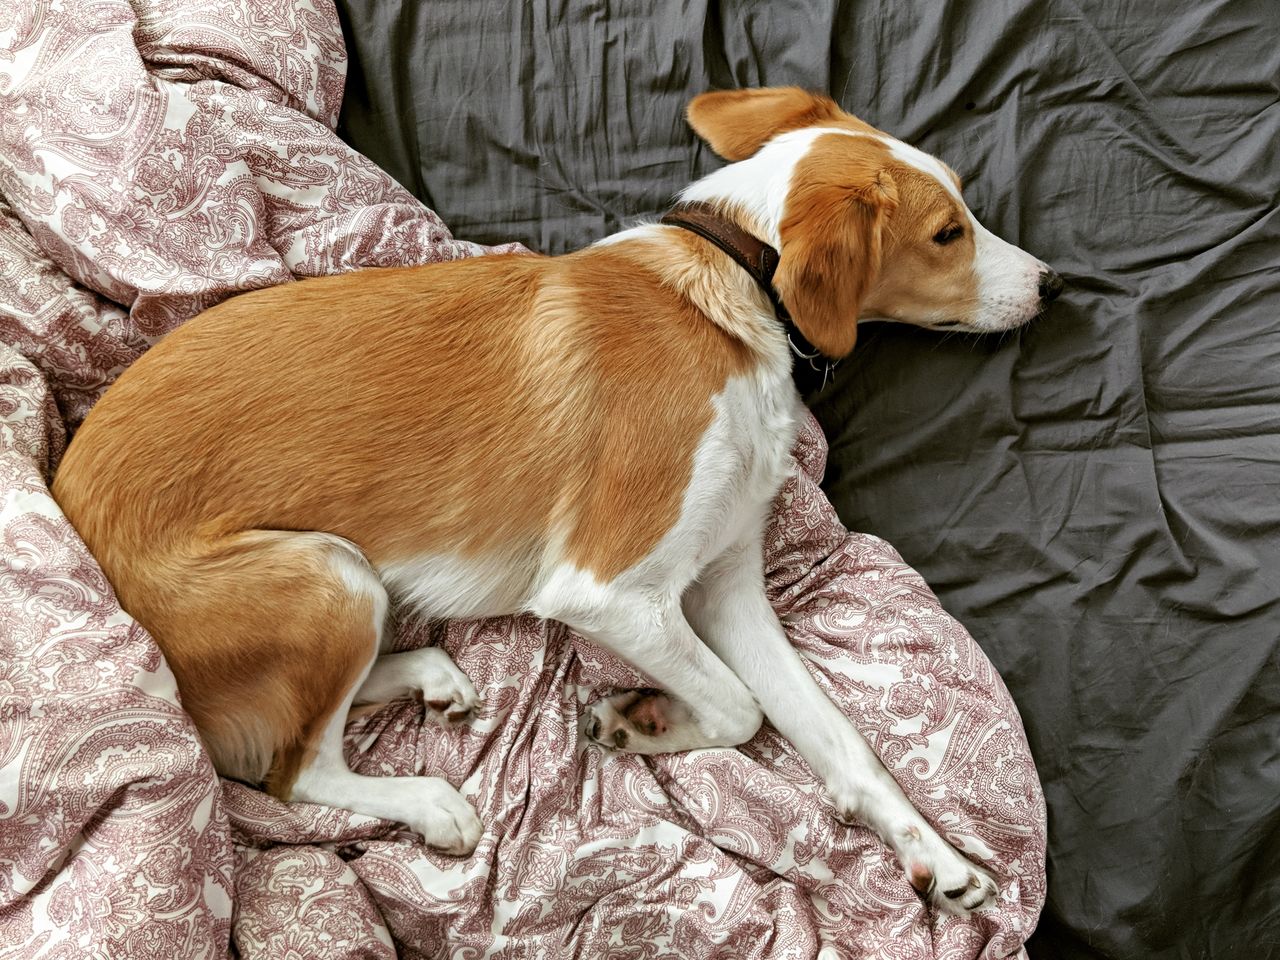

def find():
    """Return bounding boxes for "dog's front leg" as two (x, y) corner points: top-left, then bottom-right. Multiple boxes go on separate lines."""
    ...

(684, 536), (999, 914)
(535, 573), (763, 753)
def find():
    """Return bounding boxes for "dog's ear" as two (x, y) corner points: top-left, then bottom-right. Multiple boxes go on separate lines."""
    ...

(686, 87), (845, 161)
(773, 149), (898, 359)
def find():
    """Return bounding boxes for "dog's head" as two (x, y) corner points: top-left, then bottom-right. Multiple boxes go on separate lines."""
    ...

(684, 87), (1062, 358)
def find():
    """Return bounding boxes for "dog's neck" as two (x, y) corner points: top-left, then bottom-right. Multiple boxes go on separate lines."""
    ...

(660, 201), (837, 392)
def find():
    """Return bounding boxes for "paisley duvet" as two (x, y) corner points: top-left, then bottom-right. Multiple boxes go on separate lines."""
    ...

(0, 1), (1045, 956)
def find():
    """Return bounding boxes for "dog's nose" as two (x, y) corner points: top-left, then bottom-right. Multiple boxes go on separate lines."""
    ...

(1038, 270), (1065, 303)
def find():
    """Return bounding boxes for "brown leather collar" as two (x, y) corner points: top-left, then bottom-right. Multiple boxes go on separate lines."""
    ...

(659, 201), (837, 389)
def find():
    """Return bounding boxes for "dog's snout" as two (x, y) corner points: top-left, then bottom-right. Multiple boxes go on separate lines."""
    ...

(1038, 270), (1065, 303)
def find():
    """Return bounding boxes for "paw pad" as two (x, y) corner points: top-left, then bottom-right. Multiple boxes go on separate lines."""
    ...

(623, 694), (670, 737)
(423, 696), (473, 722)
(834, 803), (865, 826)
(908, 864), (935, 895)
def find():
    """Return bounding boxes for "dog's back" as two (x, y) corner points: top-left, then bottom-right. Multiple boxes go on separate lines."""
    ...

(56, 245), (749, 586)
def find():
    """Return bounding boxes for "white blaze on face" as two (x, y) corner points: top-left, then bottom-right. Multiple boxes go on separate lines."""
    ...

(884, 139), (1051, 331)
(679, 126), (841, 248)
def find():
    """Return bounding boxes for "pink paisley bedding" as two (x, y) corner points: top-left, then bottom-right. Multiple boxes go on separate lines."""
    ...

(0, 2), (1045, 957)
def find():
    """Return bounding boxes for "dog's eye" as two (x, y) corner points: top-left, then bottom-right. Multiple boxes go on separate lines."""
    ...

(933, 223), (964, 245)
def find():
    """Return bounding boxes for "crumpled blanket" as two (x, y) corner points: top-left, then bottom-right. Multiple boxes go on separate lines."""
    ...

(0, 1), (1046, 957)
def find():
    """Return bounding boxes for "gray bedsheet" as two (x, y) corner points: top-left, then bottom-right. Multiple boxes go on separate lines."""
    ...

(334, 1), (1280, 956)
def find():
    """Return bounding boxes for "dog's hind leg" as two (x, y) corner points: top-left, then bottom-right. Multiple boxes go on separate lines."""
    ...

(137, 530), (481, 854)
(353, 647), (480, 722)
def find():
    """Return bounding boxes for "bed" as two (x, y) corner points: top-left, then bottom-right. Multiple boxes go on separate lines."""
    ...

(0, 0), (1272, 958)
(2, 2), (1041, 957)
(333, 0), (1280, 957)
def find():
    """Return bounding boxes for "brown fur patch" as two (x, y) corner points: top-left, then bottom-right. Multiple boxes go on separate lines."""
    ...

(554, 246), (752, 578)
(97, 529), (380, 794)
(56, 248), (748, 576)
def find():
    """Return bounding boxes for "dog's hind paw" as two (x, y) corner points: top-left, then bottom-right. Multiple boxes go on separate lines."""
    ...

(405, 777), (483, 855)
(412, 649), (479, 722)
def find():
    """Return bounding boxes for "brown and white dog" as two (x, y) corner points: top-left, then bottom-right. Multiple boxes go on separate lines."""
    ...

(53, 88), (1060, 913)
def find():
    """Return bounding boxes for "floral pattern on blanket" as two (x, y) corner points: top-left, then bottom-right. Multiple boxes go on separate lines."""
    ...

(0, 1), (1045, 958)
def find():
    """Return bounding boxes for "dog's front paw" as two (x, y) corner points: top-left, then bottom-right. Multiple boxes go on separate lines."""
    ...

(830, 789), (998, 914)
(585, 688), (760, 754)
(405, 777), (483, 855)
(897, 827), (999, 914)
(585, 688), (720, 754)
(586, 689), (672, 750)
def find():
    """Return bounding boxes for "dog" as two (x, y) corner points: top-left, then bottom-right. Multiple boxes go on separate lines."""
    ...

(52, 87), (1060, 914)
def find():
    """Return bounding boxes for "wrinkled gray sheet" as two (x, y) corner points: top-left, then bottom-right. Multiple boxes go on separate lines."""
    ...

(333, 1), (1280, 956)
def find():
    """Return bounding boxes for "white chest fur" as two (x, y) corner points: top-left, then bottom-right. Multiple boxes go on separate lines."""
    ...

(612, 363), (804, 593)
